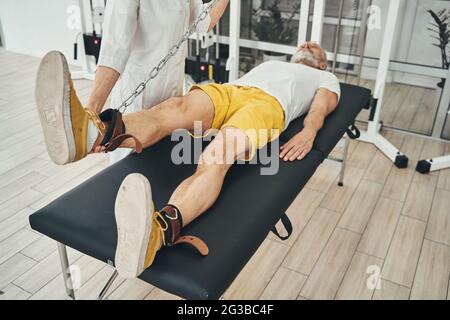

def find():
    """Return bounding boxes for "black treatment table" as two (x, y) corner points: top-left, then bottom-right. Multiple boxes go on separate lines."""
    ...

(29, 83), (372, 300)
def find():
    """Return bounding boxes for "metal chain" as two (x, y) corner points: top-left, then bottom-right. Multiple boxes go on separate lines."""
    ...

(117, 0), (220, 112)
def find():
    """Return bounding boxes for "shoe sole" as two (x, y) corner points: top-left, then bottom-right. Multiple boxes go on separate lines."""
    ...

(35, 51), (75, 165)
(114, 173), (153, 279)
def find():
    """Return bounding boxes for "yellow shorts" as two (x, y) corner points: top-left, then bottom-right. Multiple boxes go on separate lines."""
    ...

(190, 83), (285, 159)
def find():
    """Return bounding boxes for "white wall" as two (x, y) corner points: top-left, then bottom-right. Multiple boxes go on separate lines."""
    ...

(0, 0), (82, 66)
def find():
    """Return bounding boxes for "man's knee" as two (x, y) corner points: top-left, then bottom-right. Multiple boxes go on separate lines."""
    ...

(196, 159), (230, 177)
(203, 128), (250, 164)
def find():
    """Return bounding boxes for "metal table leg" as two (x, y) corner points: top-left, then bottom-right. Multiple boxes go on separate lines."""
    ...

(338, 134), (350, 187)
(57, 242), (76, 300)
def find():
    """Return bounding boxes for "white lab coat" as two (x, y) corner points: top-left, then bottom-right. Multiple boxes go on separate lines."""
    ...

(97, 0), (211, 163)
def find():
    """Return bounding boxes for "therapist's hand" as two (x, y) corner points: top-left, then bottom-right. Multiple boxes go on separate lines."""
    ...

(280, 127), (316, 161)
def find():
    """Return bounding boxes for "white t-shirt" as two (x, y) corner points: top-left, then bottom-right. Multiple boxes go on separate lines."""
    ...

(232, 61), (341, 128)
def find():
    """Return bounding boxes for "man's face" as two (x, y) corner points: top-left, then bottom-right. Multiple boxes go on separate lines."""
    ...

(291, 42), (327, 70)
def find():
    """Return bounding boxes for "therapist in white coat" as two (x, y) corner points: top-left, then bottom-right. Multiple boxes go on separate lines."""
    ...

(85, 0), (229, 163)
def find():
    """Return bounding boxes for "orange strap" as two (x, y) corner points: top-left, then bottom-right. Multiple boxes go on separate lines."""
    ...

(104, 134), (143, 154)
(174, 236), (209, 256)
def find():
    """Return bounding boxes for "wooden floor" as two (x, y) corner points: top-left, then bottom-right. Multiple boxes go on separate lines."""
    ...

(1, 48), (450, 300)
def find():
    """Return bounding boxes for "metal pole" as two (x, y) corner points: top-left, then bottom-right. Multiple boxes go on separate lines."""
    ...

(57, 242), (75, 300)
(72, 0), (95, 80)
(216, 21), (220, 60)
(298, 0), (311, 45)
(196, 32), (200, 58)
(97, 270), (119, 300)
(356, 0), (371, 85)
(432, 66), (450, 138)
(310, 0), (326, 43)
(338, 134), (350, 187)
(368, 0), (401, 135)
(332, 0), (344, 73)
(228, 0), (241, 81)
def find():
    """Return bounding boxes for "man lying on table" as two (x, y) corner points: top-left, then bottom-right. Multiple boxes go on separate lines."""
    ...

(34, 42), (339, 278)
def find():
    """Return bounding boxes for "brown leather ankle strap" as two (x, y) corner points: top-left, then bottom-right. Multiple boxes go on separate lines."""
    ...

(104, 134), (143, 153)
(159, 206), (209, 256)
(91, 109), (143, 154)
(174, 236), (209, 256)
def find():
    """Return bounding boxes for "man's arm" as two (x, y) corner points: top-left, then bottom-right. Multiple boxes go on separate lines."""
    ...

(280, 88), (339, 162)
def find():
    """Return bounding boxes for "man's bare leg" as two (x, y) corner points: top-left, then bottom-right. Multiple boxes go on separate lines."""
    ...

(35, 51), (215, 164)
(168, 127), (251, 225)
(109, 89), (215, 150)
(114, 127), (251, 278)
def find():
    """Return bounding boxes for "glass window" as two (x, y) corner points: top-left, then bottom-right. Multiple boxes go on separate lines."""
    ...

(378, 1), (450, 135)
(241, 0), (300, 46)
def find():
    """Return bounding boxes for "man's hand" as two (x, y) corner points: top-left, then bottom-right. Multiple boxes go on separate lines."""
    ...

(280, 88), (339, 162)
(280, 127), (317, 162)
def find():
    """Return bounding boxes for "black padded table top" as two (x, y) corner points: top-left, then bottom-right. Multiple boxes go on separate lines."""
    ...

(29, 83), (371, 300)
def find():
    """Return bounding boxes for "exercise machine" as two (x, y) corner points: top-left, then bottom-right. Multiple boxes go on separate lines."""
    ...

(417, 74), (450, 173)
(416, 109), (450, 173)
(72, 0), (106, 80)
(417, 154), (450, 174)
(315, 0), (409, 168)
(185, 22), (229, 85)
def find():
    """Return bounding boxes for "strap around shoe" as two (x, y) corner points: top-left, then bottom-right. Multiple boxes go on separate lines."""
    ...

(88, 109), (143, 154)
(158, 206), (209, 256)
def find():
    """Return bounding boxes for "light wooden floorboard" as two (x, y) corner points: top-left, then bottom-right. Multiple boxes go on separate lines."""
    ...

(107, 278), (154, 300)
(13, 249), (83, 294)
(0, 190), (45, 223)
(21, 236), (57, 262)
(335, 252), (383, 300)
(0, 283), (31, 300)
(300, 228), (361, 299)
(338, 179), (383, 234)
(268, 188), (325, 246)
(364, 150), (393, 185)
(0, 253), (37, 290)
(402, 174), (438, 222)
(283, 208), (340, 275)
(225, 239), (290, 300)
(259, 267), (307, 300)
(410, 240), (450, 300)
(320, 166), (365, 213)
(357, 197), (403, 259)
(145, 288), (182, 300)
(0, 228), (40, 265)
(372, 279), (411, 300)
(425, 188), (450, 246)
(382, 216), (427, 288)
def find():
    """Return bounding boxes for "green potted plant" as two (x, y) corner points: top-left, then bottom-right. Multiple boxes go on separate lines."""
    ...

(253, 0), (300, 61)
(427, 9), (449, 88)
